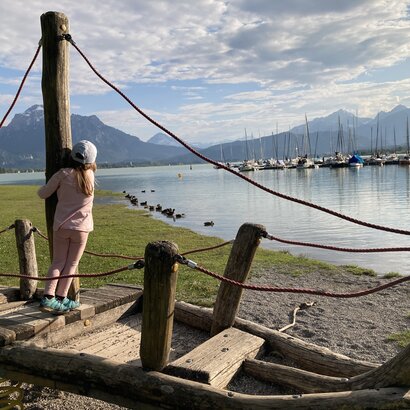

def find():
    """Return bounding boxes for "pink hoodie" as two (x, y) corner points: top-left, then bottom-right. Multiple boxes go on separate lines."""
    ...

(38, 168), (95, 232)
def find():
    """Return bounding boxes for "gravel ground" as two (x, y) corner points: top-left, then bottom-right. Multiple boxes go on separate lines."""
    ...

(17, 270), (410, 409)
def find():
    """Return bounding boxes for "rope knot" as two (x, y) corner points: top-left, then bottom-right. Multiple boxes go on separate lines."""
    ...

(175, 255), (197, 269)
(61, 33), (76, 45)
(128, 259), (145, 270)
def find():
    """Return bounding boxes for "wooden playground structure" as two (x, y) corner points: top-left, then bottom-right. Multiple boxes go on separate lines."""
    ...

(0, 221), (409, 408)
(0, 11), (408, 409)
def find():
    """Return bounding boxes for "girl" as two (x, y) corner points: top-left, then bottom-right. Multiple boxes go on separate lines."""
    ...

(38, 140), (97, 314)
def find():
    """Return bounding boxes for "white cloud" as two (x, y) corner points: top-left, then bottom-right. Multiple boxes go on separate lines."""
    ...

(1, 0), (410, 143)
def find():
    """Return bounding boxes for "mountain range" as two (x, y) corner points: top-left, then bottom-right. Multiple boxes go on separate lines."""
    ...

(1, 104), (410, 170)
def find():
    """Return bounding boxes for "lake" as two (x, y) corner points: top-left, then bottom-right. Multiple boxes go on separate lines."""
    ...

(2, 164), (410, 276)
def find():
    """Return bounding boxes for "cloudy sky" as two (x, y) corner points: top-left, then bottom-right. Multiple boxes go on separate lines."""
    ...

(1, 0), (410, 144)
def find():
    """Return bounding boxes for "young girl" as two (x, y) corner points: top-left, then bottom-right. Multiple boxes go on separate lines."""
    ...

(38, 140), (97, 314)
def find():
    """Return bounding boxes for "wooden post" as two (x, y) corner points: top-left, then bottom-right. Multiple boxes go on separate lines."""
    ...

(140, 241), (179, 371)
(211, 223), (265, 336)
(41, 12), (79, 300)
(14, 219), (38, 300)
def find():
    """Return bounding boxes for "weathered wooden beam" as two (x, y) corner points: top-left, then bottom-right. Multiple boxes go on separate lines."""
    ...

(40, 11), (72, 246)
(140, 241), (179, 371)
(0, 344), (408, 410)
(14, 219), (38, 299)
(211, 223), (265, 336)
(165, 327), (264, 388)
(40, 11), (79, 300)
(244, 342), (410, 393)
(175, 301), (379, 377)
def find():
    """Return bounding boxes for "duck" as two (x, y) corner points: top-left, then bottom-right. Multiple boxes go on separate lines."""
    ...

(175, 213), (185, 219)
(204, 221), (214, 226)
(156, 204), (162, 212)
(141, 190), (146, 193)
(151, 189), (155, 192)
(149, 205), (155, 211)
(163, 208), (175, 217)
(140, 201), (147, 206)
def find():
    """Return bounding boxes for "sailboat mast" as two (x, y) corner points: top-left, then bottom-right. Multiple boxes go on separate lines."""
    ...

(244, 128), (249, 160)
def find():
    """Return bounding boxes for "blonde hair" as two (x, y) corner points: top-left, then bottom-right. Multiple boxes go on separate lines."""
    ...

(74, 162), (97, 196)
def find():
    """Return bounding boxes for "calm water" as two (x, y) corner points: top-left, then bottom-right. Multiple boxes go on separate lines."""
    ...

(2, 164), (410, 275)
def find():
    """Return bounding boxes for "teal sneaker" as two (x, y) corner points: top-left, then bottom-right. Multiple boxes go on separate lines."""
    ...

(61, 297), (80, 310)
(40, 297), (70, 315)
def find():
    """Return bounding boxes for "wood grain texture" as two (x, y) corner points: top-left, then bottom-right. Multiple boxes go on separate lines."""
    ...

(14, 219), (38, 299)
(211, 223), (265, 336)
(140, 241), (179, 371)
(166, 327), (264, 388)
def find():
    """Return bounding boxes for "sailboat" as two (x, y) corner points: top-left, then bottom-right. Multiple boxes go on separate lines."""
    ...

(368, 114), (385, 166)
(214, 144), (232, 169)
(348, 115), (364, 168)
(239, 129), (260, 172)
(385, 127), (399, 165)
(328, 116), (349, 168)
(399, 117), (410, 165)
(296, 115), (315, 169)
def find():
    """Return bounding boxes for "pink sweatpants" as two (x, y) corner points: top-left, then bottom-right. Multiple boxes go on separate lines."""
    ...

(44, 229), (89, 297)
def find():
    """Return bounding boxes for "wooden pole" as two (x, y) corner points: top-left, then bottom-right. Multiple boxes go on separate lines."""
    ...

(211, 223), (265, 336)
(140, 241), (179, 371)
(40, 12), (79, 300)
(14, 219), (38, 300)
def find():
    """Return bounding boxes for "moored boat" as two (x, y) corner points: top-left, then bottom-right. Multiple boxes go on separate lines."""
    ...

(348, 154), (364, 168)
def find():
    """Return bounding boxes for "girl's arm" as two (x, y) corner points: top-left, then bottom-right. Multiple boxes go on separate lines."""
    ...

(37, 169), (64, 199)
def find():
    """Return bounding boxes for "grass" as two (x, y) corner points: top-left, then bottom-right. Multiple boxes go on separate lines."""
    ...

(387, 330), (410, 347)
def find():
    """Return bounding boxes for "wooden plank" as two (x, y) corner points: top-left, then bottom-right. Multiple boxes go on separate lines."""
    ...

(80, 288), (142, 314)
(0, 344), (408, 410)
(63, 304), (95, 325)
(0, 306), (65, 335)
(0, 327), (16, 346)
(7, 323), (34, 340)
(0, 288), (20, 303)
(77, 295), (108, 314)
(4, 308), (64, 333)
(0, 300), (34, 313)
(106, 283), (143, 291)
(165, 327), (264, 388)
(100, 285), (142, 296)
(30, 300), (139, 347)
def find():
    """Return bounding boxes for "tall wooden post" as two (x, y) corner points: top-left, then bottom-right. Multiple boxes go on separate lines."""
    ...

(140, 241), (179, 371)
(14, 219), (38, 300)
(211, 223), (265, 336)
(41, 12), (79, 300)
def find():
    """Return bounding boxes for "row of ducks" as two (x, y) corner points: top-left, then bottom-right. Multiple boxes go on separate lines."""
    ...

(123, 192), (185, 219)
(123, 191), (214, 226)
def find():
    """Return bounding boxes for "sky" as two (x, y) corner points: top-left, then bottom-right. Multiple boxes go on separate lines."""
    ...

(1, 0), (410, 145)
